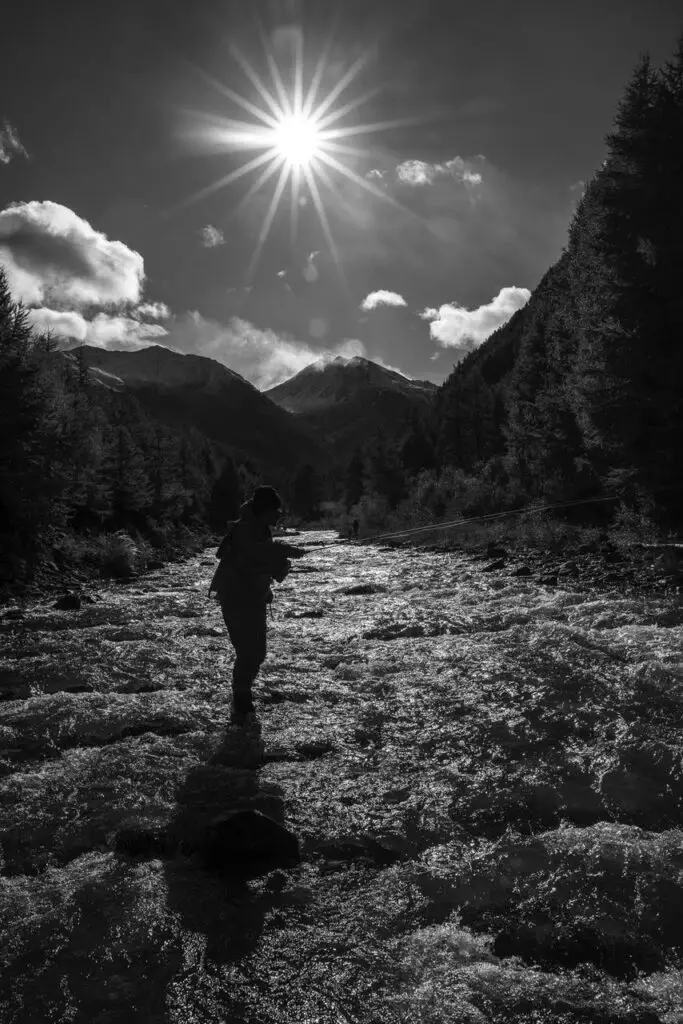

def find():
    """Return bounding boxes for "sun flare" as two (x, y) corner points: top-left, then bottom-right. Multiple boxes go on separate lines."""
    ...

(180, 33), (415, 278)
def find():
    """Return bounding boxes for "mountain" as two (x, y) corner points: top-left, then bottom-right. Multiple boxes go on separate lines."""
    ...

(266, 356), (437, 455)
(73, 345), (324, 470)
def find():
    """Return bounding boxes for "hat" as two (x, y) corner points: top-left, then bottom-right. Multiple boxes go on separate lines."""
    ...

(252, 485), (283, 515)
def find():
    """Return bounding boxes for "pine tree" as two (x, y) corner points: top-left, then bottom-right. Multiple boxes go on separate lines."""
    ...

(400, 409), (436, 475)
(291, 463), (322, 520)
(209, 456), (241, 530)
(344, 446), (365, 509)
(367, 431), (407, 508)
(108, 426), (152, 526)
(567, 45), (683, 514)
(0, 269), (50, 549)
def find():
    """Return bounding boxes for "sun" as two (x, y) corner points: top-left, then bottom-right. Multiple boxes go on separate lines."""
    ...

(179, 32), (416, 279)
(273, 112), (322, 167)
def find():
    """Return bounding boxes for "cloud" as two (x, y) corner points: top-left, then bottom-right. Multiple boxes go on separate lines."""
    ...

(136, 301), (170, 319)
(0, 121), (28, 165)
(0, 200), (144, 307)
(360, 290), (408, 311)
(27, 308), (88, 340)
(199, 224), (225, 247)
(161, 312), (369, 389)
(395, 157), (482, 188)
(28, 307), (168, 348)
(421, 285), (530, 353)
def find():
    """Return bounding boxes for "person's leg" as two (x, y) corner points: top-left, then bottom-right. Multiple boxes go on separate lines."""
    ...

(221, 601), (267, 713)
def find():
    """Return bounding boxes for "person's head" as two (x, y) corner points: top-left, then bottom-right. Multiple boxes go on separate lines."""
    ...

(251, 485), (283, 526)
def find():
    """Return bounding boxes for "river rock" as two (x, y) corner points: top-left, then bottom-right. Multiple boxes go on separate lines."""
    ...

(483, 559), (506, 572)
(203, 809), (300, 864)
(295, 738), (335, 759)
(311, 836), (402, 869)
(487, 545), (508, 559)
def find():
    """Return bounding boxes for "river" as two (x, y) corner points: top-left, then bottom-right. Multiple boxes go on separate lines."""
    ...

(1, 533), (682, 1023)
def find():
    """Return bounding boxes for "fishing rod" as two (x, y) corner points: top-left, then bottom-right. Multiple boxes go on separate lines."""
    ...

(364, 493), (622, 544)
(293, 493), (621, 550)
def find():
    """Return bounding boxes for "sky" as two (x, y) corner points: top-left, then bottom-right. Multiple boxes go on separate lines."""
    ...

(0, 0), (681, 389)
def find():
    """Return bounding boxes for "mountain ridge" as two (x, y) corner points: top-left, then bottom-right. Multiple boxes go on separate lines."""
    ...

(71, 344), (326, 471)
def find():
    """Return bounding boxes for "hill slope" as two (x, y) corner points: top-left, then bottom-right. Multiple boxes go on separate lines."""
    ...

(75, 345), (324, 470)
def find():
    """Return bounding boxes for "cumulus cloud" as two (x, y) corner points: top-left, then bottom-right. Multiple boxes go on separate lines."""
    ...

(421, 285), (530, 352)
(0, 200), (144, 307)
(199, 224), (225, 247)
(28, 307), (168, 348)
(395, 156), (482, 188)
(162, 312), (369, 389)
(136, 301), (170, 319)
(0, 121), (28, 164)
(360, 290), (408, 311)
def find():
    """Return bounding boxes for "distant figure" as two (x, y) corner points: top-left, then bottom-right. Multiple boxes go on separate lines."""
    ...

(352, 518), (360, 541)
(209, 486), (307, 719)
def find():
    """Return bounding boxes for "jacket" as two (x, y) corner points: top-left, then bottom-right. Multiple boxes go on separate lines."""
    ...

(208, 501), (306, 605)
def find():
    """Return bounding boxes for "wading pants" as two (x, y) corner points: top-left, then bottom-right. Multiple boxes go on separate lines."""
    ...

(220, 598), (267, 700)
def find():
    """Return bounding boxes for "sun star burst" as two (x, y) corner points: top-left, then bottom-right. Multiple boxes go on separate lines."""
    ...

(179, 32), (416, 279)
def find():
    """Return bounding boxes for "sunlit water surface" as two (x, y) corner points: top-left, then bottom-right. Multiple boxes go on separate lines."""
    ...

(1, 533), (682, 1023)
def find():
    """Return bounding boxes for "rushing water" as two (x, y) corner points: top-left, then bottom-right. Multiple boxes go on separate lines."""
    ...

(1, 533), (682, 1023)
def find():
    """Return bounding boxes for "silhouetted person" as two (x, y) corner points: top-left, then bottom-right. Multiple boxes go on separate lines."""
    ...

(352, 518), (360, 540)
(209, 486), (306, 720)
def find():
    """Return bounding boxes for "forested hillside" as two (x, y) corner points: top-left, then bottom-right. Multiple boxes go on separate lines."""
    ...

(422, 42), (683, 526)
(0, 283), (257, 592)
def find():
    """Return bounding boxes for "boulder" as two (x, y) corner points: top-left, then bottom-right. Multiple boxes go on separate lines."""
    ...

(483, 559), (506, 572)
(54, 592), (81, 611)
(203, 809), (300, 865)
(512, 565), (532, 577)
(295, 738), (335, 759)
(487, 545), (508, 559)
